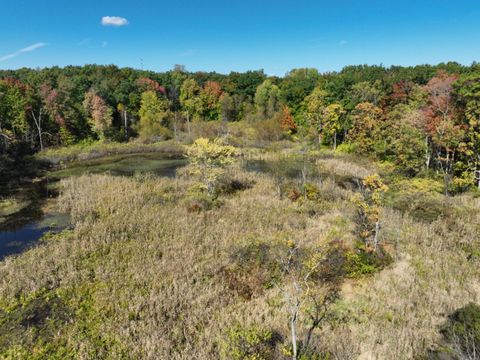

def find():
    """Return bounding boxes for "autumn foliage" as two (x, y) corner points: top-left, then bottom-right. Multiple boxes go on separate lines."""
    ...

(280, 105), (297, 133)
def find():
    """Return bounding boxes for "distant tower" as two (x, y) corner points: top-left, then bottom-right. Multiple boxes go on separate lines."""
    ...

(140, 58), (144, 70)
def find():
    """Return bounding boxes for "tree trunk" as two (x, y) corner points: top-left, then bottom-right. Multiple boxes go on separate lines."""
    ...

(333, 132), (337, 150)
(425, 136), (430, 169)
(124, 110), (128, 139)
(31, 110), (43, 151)
(186, 113), (191, 138)
(173, 111), (178, 139)
(373, 221), (380, 252)
(291, 301), (299, 360)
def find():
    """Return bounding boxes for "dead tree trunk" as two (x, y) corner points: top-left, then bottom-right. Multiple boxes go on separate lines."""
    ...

(31, 109), (44, 151)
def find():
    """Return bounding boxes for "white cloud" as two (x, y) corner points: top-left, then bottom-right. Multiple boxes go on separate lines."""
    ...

(0, 42), (47, 62)
(101, 16), (128, 26)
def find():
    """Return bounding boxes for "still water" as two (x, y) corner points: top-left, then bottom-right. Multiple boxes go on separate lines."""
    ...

(0, 153), (187, 260)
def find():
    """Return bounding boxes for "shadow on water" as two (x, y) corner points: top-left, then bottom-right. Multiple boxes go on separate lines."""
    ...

(0, 178), (70, 260)
(0, 153), (187, 261)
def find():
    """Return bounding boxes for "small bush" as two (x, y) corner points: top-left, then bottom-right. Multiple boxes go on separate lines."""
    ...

(217, 178), (254, 195)
(184, 184), (220, 212)
(221, 241), (282, 300)
(221, 323), (276, 360)
(303, 183), (320, 200)
(438, 303), (480, 359)
(0, 289), (72, 354)
(313, 243), (392, 282)
(386, 178), (448, 222)
(343, 248), (392, 278)
(287, 187), (302, 202)
(281, 343), (331, 360)
(335, 142), (357, 154)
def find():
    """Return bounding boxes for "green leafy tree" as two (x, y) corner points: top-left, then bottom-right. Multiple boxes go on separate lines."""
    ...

(0, 79), (28, 139)
(349, 80), (384, 106)
(347, 102), (383, 153)
(180, 78), (202, 135)
(386, 105), (428, 175)
(281, 68), (320, 113)
(303, 86), (328, 146)
(454, 73), (480, 189)
(254, 79), (282, 119)
(137, 90), (171, 140)
(322, 103), (345, 149)
(219, 92), (236, 122)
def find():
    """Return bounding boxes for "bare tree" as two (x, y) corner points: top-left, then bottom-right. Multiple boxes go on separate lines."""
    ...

(276, 243), (336, 359)
(30, 108), (44, 151)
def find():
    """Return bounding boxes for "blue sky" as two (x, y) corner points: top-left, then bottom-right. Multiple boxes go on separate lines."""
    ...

(1, 0), (479, 75)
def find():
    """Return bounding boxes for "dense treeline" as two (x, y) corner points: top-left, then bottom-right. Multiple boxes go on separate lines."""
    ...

(1, 62), (479, 191)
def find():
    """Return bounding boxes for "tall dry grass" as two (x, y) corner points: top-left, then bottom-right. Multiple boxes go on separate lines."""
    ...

(0, 155), (478, 359)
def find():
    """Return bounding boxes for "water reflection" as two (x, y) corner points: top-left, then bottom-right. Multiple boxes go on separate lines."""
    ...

(0, 153), (187, 260)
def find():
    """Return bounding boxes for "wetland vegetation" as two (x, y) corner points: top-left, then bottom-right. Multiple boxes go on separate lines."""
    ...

(0, 63), (479, 359)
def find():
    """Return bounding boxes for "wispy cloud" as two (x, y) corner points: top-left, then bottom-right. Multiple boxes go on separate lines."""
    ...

(101, 16), (129, 26)
(339, 40), (348, 46)
(101, 41), (108, 48)
(0, 42), (47, 62)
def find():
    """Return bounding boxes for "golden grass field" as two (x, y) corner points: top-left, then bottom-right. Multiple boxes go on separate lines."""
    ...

(0, 150), (479, 359)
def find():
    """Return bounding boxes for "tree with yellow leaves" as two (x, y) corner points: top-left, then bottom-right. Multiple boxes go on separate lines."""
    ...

(186, 137), (236, 196)
(351, 174), (388, 252)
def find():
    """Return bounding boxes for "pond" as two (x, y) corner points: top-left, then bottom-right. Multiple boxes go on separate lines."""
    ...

(50, 152), (187, 179)
(0, 153), (187, 260)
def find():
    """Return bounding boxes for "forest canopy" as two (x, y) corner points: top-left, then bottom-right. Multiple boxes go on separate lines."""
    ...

(1, 61), (480, 192)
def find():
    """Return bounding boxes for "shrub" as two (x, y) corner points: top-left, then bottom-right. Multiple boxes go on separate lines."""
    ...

(343, 247), (391, 278)
(316, 243), (392, 281)
(0, 289), (73, 356)
(185, 137), (236, 196)
(439, 303), (480, 358)
(335, 142), (356, 154)
(216, 178), (254, 196)
(222, 241), (282, 300)
(221, 323), (276, 360)
(184, 184), (219, 212)
(303, 183), (320, 200)
(386, 178), (447, 222)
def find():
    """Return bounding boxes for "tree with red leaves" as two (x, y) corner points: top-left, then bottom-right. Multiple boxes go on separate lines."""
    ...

(280, 105), (297, 133)
(136, 77), (166, 95)
(421, 71), (464, 194)
(39, 84), (65, 127)
(199, 81), (223, 120)
(390, 80), (418, 105)
(83, 89), (113, 138)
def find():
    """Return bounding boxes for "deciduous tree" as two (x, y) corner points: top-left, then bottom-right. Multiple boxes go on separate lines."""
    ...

(137, 90), (171, 139)
(254, 79), (282, 119)
(82, 89), (112, 138)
